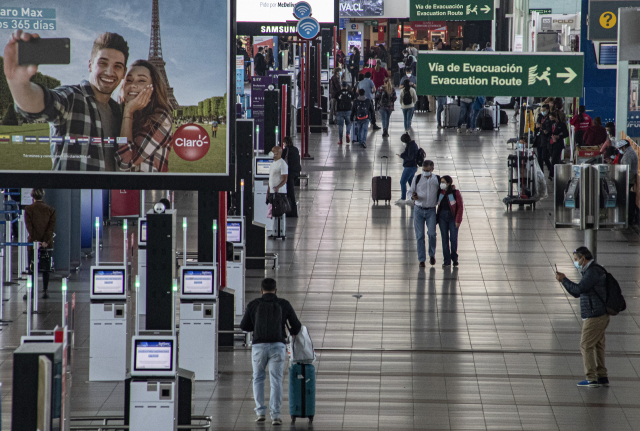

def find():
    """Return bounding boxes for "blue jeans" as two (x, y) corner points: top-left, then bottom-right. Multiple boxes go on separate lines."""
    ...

(400, 166), (417, 199)
(336, 111), (351, 139)
(458, 101), (472, 128)
(469, 108), (480, 130)
(439, 210), (459, 265)
(380, 108), (391, 129)
(252, 343), (286, 419)
(355, 119), (369, 144)
(402, 107), (414, 130)
(436, 97), (447, 126)
(414, 206), (437, 263)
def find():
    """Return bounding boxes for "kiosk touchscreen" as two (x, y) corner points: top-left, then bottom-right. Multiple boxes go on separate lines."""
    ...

(90, 266), (126, 300)
(321, 70), (329, 83)
(138, 218), (147, 246)
(131, 336), (176, 377)
(180, 266), (217, 300)
(255, 157), (274, 179)
(227, 219), (244, 246)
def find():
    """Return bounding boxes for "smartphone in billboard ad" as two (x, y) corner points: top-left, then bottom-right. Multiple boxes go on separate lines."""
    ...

(0, 0), (230, 181)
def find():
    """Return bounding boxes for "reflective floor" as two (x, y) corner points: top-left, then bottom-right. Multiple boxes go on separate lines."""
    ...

(2, 104), (640, 430)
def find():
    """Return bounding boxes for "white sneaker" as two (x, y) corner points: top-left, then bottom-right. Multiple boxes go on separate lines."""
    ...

(395, 199), (405, 205)
(272, 418), (282, 426)
(466, 128), (473, 133)
(256, 415), (266, 422)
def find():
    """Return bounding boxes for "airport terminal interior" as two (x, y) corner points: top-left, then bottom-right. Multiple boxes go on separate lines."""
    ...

(2, 108), (640, 430)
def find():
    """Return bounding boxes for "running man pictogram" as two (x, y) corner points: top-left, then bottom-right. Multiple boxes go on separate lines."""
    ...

(528, 66), (551, 85)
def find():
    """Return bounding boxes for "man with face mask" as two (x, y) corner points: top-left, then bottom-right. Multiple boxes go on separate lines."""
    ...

(555, 247), (610, 388)
(399, 67), (417, 88)
(409, 160), (441, 267)
(535, 104), (553, 175)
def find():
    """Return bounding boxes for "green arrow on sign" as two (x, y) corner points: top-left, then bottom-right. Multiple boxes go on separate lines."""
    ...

(556, 67), (577, 83)
(481, 5), (491, 13)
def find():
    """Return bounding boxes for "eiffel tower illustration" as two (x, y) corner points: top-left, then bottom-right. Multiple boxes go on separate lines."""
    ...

(148, 0), (179, 109)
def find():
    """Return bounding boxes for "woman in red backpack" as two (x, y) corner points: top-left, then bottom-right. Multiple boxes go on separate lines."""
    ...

(437, 176), (464, 267)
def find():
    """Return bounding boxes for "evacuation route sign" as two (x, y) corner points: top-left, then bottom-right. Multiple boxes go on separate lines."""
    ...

(416, 52), (584, 98)
(410, 0), (493, 21)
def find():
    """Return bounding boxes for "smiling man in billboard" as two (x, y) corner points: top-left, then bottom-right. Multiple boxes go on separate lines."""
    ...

(4, 30), (129, 171)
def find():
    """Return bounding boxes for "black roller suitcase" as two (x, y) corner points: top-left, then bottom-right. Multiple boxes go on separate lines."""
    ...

(372, 156), (391, 205)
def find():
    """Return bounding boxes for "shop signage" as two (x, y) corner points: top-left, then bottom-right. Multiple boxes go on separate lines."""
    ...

(339, 0), (384, 17)
(363, 20), (378, 26)
(417, 52), (584, 97)
(529, 8), (552, 14)
(410, 0), (493, 21)
(412, 20), (446, 31)
(588, 1), (640, 40)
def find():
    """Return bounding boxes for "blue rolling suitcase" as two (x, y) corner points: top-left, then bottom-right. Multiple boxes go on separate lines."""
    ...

(289, 363), (315, 423)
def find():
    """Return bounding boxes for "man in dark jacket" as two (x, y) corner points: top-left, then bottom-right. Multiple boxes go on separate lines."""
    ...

(556, 247), (609, 388)
(548, 111), (569, 180)
(535, 104), (553, 175)
(350, 88), (375, 148)
(281, 137), (301, 217)
(328, 68), (342, 125)
(24, 188), (56, 299)
(240, 278), (301, 425)
(396, 133), (419, 203)
(254, 46), (266, 77)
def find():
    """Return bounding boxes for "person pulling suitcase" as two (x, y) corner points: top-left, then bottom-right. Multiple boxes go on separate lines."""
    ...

(240, 278), (302, 426)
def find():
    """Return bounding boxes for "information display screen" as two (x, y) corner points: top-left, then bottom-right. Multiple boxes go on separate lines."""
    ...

(227, 222), (242, 244)
(134, 340), (173, 371)
(0, 0), (230, 181)
(237, 0), (334, 23)
(255, 158), (274, 176)
(139, 220), (147, 243)
(93, 270), (125, 295)
(182, 270), (214, 295)
(599, 44), (617, 65)
(321, 70), (329, 82)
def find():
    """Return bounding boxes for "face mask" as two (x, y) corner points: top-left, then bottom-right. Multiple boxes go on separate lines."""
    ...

(406, 73), (412, 77)
(541, 110), (547, 115)
(423, 171), (431, 177)
(610, 155), (616, 160)
(440, 183), (447, 190)
(517, 143), (524, 150)
(268, 151), (274, 157)
(573, 261), (581, 270)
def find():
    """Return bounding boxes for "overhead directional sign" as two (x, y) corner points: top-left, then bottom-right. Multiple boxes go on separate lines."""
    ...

(588, 1), (640, 40)
(417, 52), (584, 97)
(410, 0), (493, 21)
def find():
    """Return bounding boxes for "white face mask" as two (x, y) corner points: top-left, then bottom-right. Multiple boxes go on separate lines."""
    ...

(406, 73), (412, 77)
(268, 151), (274, 157)
(440, 183), (447, 190)
(423, 171), (432, 177)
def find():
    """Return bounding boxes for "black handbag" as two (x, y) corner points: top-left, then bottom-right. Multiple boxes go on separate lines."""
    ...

(271, 194), (291, 218)
(31, 248), (54, 273)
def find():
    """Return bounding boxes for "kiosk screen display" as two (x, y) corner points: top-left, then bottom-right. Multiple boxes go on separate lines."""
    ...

(134, 340), (173, 371)
(321, 70), (329, 82)
(93, 270), (125, 295)
(139, 220), (147, 243)
(227, 222), (242, 244)
(255, 158), (274, 176)
(183, 270), (214, 295)
(599, 43), (617, 65)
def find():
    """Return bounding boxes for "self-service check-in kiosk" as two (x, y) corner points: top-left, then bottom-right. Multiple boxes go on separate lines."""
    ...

(137, 218), (147, 328)
(126, 336), (194, 430)
(179, 266), (217, 381)
(226, 217), (246, 316)
(89, 266), (128, 381)
(254, 156), (274, 231)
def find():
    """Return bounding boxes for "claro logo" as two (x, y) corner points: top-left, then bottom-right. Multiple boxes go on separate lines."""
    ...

(172, 124), (211, 161)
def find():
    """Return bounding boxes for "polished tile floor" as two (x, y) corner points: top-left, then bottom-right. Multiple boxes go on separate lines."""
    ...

(2, 105), (640, 430)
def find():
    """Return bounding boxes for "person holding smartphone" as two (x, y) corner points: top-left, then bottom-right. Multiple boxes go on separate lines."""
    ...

(4, 30), (129, 171)
(555, 247), (610, 388)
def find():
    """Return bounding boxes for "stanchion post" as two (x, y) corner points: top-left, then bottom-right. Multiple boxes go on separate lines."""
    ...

(213, 220), (218, 271)
(172, 278), (177, 336)
(62, 278), (67, 327)
(33, 242), (39, 312)
(26, 276), (32, 336)
(123, 219), (128, 265)
(0, 247), (3, 322)
(95, 217), (100, 265)
(17, 213), (22, 280)
(240, 180), (245, 218)
(183, 217), (187, 266)
(135, 275), (140, 336)
(4, 221), (10, 283)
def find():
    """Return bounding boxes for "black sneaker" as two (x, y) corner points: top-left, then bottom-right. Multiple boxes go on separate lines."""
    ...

(453, 261), (459, 267)
(23, 294), (27, 300)
(429, 256), (436, 266)
(372, 124), (381, 130)
(598, 377), (610, 387)
(42, 292), (49, 299)
(361, 142), (367, 148)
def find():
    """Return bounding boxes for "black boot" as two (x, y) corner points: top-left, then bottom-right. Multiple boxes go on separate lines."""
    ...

(382, 129), (389, 137)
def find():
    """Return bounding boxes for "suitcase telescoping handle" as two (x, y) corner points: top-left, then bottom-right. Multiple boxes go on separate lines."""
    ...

(380, 156), (389, 179)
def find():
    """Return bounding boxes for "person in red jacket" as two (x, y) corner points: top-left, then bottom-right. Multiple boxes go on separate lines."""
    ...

(582, 116), (608, 148)
(437, 175), (464, 268)
(569, 105), (592, 146)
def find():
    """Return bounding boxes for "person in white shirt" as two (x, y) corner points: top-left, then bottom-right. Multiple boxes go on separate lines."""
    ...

(409, 160), (441, 267)
(268, 146), (288, 196)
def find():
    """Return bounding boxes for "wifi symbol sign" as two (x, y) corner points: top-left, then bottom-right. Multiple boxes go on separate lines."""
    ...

(297, 16), (320, 40)
(293, 1), (312, 19)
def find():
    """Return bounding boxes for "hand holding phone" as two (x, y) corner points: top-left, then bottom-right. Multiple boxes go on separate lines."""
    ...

(3, 30), (41, 83)
(18, 38), (70, 66)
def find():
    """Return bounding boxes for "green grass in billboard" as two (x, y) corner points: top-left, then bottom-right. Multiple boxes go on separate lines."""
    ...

(0, 122), (226, 173)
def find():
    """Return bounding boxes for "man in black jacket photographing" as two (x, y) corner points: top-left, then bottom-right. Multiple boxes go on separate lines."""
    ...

(240, 278), (301, 425)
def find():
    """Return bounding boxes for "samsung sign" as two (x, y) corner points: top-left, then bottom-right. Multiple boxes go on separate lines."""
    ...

(339, 0), (384, 17)
(237, 0), (334, 23)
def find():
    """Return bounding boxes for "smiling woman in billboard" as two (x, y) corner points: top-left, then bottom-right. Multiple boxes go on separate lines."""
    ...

(116, 60), (173, 172)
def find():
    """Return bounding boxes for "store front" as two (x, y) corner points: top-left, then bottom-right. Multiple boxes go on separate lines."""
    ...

(403, 20), (492, 51)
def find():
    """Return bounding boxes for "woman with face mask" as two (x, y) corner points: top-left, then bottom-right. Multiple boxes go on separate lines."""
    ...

(437, 176), (464, 268)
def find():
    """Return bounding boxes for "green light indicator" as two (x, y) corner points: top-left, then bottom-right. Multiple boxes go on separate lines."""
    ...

(62, 278), (67, 291)
(135, 275), (140, 290)
(123, 220), (128, 231)
(172, 279), (178, 292)
(95, 219), (99, 228)
(27, 278), (32, 290)
(213, 221), (217, 231)
(183, 218), (187, 229)
(256, 125), (260, 132)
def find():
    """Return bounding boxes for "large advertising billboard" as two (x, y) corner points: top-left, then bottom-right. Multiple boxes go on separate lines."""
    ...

(0, 0), (230, 181)
(339, 0), (384, 17)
